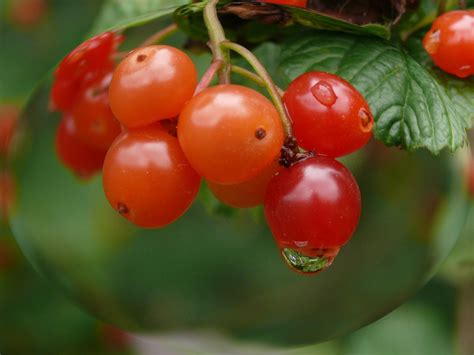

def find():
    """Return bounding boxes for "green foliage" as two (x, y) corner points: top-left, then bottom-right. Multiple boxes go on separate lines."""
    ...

(90, 0), (187, 34)
(278, 31), (471, 153)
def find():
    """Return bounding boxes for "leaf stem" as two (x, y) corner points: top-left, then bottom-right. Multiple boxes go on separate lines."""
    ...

(222, 41), (293, 137)
(195, 60), (223, 95)
(140, 23), (178, 47)
(204, 0), (231, 84)
(231, 65), (285, 96)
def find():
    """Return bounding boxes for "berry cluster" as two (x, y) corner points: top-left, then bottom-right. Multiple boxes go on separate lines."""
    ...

(423, 9), (474, 78)
(50, 2), (376, 274)
(51, 32), (123, 179)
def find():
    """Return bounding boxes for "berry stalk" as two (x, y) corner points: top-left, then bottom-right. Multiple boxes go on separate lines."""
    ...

(204, 0), (231, 84)
(221, 41), (293, 137)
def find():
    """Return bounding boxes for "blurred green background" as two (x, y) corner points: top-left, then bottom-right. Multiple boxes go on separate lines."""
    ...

(0, 0), (473, 354)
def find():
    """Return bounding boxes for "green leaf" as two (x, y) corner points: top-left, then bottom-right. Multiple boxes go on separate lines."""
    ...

(91, 0), (188, 34)
(278, 32), (471, 153)
(174, 1), (391, 42)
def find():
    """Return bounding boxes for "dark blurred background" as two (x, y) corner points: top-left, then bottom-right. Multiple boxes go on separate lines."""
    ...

(0, 0), (473, 354)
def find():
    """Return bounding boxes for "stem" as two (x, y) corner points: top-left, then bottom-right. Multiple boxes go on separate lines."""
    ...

(140, 23), (178, 47)
(438, 0), (447, 14)
(231, 65), (285, 96)
(222, 41), (293, 136)
(195, 60), (223, 95)
(204, 0), (231, 84)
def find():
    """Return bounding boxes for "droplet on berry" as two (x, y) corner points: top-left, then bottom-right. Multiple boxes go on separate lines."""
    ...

(424, 29), (441, 55)
(311, 80), (337, 107)
(281, 247), (340, 274)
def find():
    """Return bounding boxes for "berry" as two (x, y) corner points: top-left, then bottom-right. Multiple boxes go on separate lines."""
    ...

(264, 0), (307, 7)
(71, 72), (121, 150)
(55, 114), (106, 179)
(0, 170), (15, 221)
(102, 127), (201, 228)
(264, 156), (361, 262)
(284, 71), (374, 158)
(9, 0), (46, 27)
(0, 105), (19, 158)
(178, 84), (284, 185)
(109, 45), (197, 128)
(423, 10), (474, 78)
(51, 32), (123, 111)
(208, 160), (281, 208)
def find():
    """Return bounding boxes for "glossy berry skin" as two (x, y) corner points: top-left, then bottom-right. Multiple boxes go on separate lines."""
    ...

(264, 0), (307, 7)
(0, 105), (19, 158)
(109, 45), (197, 128)
(51, 32), (123, 111)
(102, 127), (201, 228)
(284, 71), (374, 158)
(71, 72), (121, 150)
(55, 114), (107, 179)
(178, 85), (284, 185)
(423, 10), (474, 78)
(264, 156), (361, 253)
(208, 160), (281, 208)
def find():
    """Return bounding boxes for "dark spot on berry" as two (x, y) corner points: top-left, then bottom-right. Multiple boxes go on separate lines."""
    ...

(137, 54), (147, 62)
(255, 127), (267, 140)
(117, 203), (129, 215)
(359, 108), (374, 132)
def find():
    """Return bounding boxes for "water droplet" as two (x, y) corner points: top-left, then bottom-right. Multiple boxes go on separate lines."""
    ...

(281, 247), (339, 274)
(311, 80), (337, 107)
(359, 108), (374, 132)
(424, 30), (440, 55)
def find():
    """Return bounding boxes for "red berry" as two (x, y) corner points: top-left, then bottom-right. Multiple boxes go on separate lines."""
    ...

(102, 127), (201, 228)
(423, 10), (474, 78)
(264, 156), (361, 272)
(178, 84), (284, 185)
(109, 45), (197, 128)
(55, 114), (106, 179)
(0, 105), (19, 158)
(284, 71), (374, 158)
(71, 72), (121, 150)
(51, 32), (123, 111)
(9, 0), (46, 27)
(208, 160), (282, 208)
(264, 0), (307, 7)
(0, 170), (15, 221)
